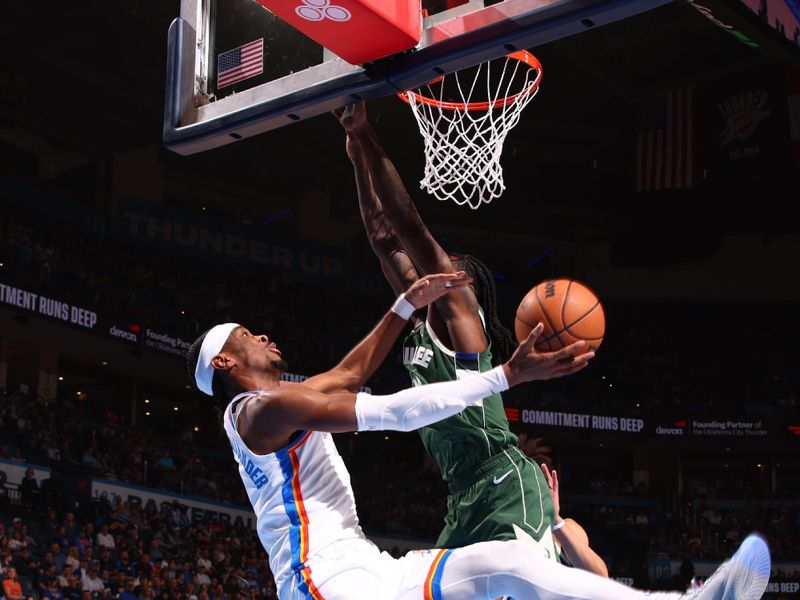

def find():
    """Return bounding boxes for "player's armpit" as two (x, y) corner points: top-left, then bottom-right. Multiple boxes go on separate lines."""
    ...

(239, 388), (358, 453)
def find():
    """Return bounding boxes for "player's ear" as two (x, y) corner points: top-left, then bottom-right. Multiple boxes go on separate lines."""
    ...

(211, 353), (234, 373)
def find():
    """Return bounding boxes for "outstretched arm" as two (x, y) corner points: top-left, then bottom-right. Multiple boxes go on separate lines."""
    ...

(302, 272), (470, 394)
(237, 325), (593, 454)
(541, 463), (609, 577)
(345, 130), (419, 297)
(336, 103), (487, 354)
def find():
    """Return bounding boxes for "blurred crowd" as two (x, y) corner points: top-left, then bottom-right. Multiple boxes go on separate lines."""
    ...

(2, 185), (800, 599)
(0, 503), (279, 600)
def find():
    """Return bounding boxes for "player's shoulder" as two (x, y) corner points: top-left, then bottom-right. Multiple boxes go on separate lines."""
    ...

(236, 386), (293, 417)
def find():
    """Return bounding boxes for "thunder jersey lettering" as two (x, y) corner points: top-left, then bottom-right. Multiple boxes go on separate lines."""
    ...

(403, 312), (518, 483)
(223, 393), (365, 593)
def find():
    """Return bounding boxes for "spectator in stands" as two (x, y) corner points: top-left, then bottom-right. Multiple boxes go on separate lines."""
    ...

(196, 549), (212, 574)
(96, 524), (114, 550)
(19, 469), (40, 507)
(81, 562), (104, 593)
(11, 547), (32, 576)
(193, 565), (211, 587)
(116, 551), (135, 577)
(41, 577), (65, 600)
(75, 529), (91, 555)
(1, 552), (13, 578)
(63, 574), (81, 600)
(64, 547), (79, 570)
(57, 565), (72, 588)
(8, 531), (25, 552)
(144, 541), (161, 564)
(119, 577), (138, 600)
(2, 567), (29, 600)
(35, 563), (58, 593)
(63, 513), (77, 539)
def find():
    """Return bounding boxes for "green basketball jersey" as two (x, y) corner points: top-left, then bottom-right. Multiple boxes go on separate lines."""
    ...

(403, 314), (518, 483)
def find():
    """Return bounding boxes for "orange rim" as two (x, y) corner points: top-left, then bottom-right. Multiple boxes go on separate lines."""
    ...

(397, 50), (542, 111)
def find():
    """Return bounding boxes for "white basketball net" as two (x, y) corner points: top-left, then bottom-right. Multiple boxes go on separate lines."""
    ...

(401, 52), (542, 209)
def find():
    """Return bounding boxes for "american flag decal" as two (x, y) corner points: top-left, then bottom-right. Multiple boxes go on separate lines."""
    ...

(634, 87), (697, 191)
(217, 38), (264, 89)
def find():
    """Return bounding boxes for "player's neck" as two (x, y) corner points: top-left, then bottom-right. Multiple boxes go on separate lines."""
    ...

(230, 368), (281, 394)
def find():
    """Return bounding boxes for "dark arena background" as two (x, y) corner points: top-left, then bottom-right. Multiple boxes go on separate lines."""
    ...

(1, 0), (800, 598)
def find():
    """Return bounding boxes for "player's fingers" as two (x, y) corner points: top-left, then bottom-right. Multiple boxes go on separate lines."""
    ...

(570, 351), (595, 365)
(552, 341), (586, 362)
(438, 270), (467, 282)
(424, 271), (469, 290)
(552, 469), (559, 491)
(540, 463), (552, 485)
(522, 323), (544, 349)
(554, 359), (591, 377)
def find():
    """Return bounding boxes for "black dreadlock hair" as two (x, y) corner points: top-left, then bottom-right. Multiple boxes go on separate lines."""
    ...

(187, 329), (231, 422)
(450, 253), (516, 364)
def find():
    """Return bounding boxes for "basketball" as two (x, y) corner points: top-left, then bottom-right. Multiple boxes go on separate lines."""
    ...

(514, 279), (605, 355)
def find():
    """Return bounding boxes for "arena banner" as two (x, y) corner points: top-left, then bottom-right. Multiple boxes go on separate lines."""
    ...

(504, 408), (646, 434)
(142, 327), (193, 357)
(119, 199), (346, 285)
(651, 418), (770, 438)
(0, 281), (100, 332)
(0, 459), (50, 486)
(0, 279), (141, 348)
(700, 67), (791, 182)
(766, 579), (800, 594)
(91, 478), (257, 531)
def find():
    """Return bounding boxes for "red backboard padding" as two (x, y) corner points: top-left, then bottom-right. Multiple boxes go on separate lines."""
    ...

(254, 0), (421, 65)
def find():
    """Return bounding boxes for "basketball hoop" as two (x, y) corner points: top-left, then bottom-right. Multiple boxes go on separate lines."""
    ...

(398, 51), (542, 209)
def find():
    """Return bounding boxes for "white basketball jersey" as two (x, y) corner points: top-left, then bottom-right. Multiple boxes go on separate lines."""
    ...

(222, 392), (366, 593)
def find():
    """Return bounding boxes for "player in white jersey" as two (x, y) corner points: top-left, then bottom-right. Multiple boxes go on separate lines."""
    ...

(187, 274), (770, 600)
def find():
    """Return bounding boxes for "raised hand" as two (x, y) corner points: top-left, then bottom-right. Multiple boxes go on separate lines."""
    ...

(503, 323), (594, 386)
(404, 271), (472, 309)
(332, 101), (367, 132)
(541, 462), (561, 520)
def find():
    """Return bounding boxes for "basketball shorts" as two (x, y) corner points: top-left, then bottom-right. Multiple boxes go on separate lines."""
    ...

(436, 445), (559, 560)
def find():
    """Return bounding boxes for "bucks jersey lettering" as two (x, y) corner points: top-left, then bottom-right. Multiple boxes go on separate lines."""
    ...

(403, 314), (518, 483)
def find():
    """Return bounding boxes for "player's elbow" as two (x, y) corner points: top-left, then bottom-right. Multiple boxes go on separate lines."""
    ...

(368, 229), (399, 257)
(335, 366), (363, 393)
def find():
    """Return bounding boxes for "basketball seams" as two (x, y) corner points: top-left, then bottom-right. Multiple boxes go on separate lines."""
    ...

(515, 314), (552, 351)
(534, 282), (564, 347)
(564, 301), (603, 340)
(560, 279), (573, 335)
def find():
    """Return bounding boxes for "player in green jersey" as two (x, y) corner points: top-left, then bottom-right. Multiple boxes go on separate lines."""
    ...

(335, 102), (593, 559)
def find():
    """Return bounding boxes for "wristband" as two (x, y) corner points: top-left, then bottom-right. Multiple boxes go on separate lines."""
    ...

(552, 519), (566, 532)
(391, 294), (415, 320)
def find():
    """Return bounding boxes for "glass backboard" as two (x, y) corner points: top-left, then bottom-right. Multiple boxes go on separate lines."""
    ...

(164, 0), (672, 155)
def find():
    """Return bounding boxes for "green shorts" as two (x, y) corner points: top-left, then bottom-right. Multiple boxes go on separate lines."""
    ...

(436, 446), (559, 560)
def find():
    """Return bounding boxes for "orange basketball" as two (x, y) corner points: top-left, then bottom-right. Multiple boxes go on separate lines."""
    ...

(514, 279), (605, 355)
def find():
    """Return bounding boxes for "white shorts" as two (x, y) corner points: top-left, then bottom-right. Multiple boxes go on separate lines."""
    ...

(277, 537), (452, 600)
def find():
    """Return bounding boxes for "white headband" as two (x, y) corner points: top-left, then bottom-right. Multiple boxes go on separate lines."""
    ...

(194, 323), (240, 395)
